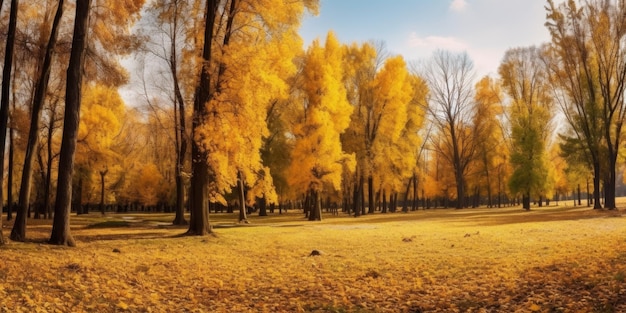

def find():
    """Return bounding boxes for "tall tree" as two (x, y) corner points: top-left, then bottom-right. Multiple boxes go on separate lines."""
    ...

(423, 50), (477, 209)
(472, 76), (507, 207)
(49, 0), (92, 246)
(0, 0), (19, 245)
(287, 32), (355, 221)
(186, 0), (218, 235)
(141, 0), (192, 225)
(10, 0), (64, 242)
(545, 0), (626, 209)
(499, 46), (553, 210)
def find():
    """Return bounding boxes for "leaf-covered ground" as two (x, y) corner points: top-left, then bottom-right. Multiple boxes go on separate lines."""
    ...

(1, 204), (626, 312)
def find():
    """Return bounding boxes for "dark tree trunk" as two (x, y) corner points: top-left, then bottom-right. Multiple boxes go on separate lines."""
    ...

(99, 168), (107, 214)
(522, 194), (530, 211)
(49, 0), (91, 246)
(171, 1), (188, 226)
(360, 176), (366, 215)
(307, 189), (321, 221)
(367, 176), (374, 214)
(605, 155), (617, 210)
(258, 196), (267, 216)
(391, 192), (398, 213)
(7, 125), (14, 221)
(382, 189), (387, 213)
(187, 0), (221, 236)
(412, 174), (418, 211)
(592, 161), (602, 209)
(353, 181), (360, 217)
(402, 177), (411, 213)
(13, 0), (64, 241)
(0, 0), (20, 245)
(238, 171), (248, 222)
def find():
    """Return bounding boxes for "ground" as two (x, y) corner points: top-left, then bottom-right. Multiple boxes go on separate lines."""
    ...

(1, 202), (626, 312)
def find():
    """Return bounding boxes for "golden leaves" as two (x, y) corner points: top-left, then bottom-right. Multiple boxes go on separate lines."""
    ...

(3, 208), (626, 311)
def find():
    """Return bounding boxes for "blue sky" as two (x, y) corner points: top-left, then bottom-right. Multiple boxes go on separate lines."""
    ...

(299, 0), (552, 77)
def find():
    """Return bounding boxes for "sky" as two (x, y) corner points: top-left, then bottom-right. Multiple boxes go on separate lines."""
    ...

(298, 0), (553, 78)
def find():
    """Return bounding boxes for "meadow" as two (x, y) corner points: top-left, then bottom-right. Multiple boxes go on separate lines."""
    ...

(1, 202), (626, 312)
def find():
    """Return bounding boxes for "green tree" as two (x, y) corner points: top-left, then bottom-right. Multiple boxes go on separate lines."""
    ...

(499, 46), (553, 210)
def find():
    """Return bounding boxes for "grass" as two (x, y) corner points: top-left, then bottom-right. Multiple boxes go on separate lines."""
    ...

(1, 201), (626, 312)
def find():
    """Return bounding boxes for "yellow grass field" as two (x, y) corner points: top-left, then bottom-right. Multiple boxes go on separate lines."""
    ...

(2, 202), (626, 312)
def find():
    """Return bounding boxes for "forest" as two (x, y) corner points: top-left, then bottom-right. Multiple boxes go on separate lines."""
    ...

(1, 0), (626, 247)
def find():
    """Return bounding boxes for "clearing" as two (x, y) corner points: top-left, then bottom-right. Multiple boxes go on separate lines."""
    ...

(1, 203), (626, 312)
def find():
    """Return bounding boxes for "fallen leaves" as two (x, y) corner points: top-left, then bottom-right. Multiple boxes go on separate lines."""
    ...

(0, 207), (626, 312)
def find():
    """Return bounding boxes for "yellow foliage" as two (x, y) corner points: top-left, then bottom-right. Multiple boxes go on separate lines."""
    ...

(195, 0), (316, 201)
(288, 32), (355, 194)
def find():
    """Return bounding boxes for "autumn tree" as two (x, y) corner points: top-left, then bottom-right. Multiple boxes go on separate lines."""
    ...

(74, 84), (125, 213)
(472, 76), (507, 207)
(0, 0), (19, 245)
(341, 42), (422, 214)
(287, 32), (355, 221)
(545, 0), (626, 209)
(423, 50), (477, 209)
(49, 0), (91, 246)
(139, 0), (193, 225)
(10, 0), (64, 241)
(499, 46), (553, 210)
(186, 0), (317, 231)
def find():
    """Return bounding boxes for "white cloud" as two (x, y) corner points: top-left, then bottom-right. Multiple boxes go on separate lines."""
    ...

(450, 0), (468, 12)
(408, 33), (468, 52)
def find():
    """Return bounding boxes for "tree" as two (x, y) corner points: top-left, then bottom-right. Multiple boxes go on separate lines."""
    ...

(11, 0), (64, 241)
(499, 46), (553, 210)
(0, 0), (19, 245)
(140, 0), (193, 225)
(186, 0), (218, 235)
(49, 0), (92, 246)
(74, 84), (125, 213)
(423, 50), (477, 209)
(545, 0), (626, 209)
(472, 76), (507, 207)
(287, 32), (355, 221)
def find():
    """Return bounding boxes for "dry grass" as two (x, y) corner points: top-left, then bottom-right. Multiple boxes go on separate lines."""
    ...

(1, 201), (626, 312)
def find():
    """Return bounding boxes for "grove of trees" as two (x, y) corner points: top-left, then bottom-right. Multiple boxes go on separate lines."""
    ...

(2, 0), (626, 245)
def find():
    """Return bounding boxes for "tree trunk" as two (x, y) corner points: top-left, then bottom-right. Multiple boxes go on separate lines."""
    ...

(13, 0), (64, 240)
(99, 168), (107, 215)
(172, 172), (187, 225)
(402, 177), (411, 213)
(522, 194), (530, 211)
(367, 176), (374, 214)
(592, 161), (602, 209)
(605, 154), (617, 210)
(238, 171), (248, 222)
(382, 189), (387, 213)
(0, 0), (20, 246)
(353, 180), (360, 217)
(360, 176), (366, 215)
(187, 0), (221, 236)
(412, 174), (418, 211)
(7, 125), (14, 221)
(171, 2), (188, 226)
(258, 196), (267, 216)
(49, 0), (91, 247)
